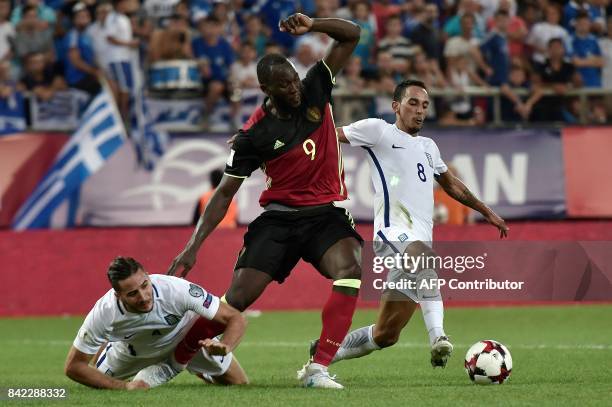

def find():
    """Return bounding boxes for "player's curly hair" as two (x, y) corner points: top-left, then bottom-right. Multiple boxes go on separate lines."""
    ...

(393, 80), (428, 102)
(107, 257), (144, 290)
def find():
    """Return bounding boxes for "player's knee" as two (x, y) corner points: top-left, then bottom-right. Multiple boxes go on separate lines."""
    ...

(334, 262), (361, 281)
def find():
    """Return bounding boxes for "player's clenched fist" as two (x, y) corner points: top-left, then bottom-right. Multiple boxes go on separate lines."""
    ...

(279, 13), (313, 35)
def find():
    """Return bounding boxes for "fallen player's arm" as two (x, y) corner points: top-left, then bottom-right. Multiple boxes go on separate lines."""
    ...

(436, 170), (508, 238)
(209, 302), (247, 353)
(64, 346), (147, 390)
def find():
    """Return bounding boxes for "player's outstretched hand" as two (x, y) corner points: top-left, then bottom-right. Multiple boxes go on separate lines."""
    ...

(167, 248), (197, 278)
(484, 211), (509, 239)
(279, 13), (312, 36)
(199, 339), (230, 356)
(126, 380), (149, 390)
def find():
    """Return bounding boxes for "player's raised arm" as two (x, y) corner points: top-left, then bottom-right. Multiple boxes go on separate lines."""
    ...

(279, 13), (360, 77)
(64, 347), (148, 390)
(436, 170), (509, 238)
(168, 175), (244, 277)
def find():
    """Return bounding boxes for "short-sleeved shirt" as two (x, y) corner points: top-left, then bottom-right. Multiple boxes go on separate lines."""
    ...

(342, 118), (447, 234)
(72, 274), (220, 358)
(191, 36), (235, 82)
(572, 34), (602, 88)
(224, 60), (348, 207)
(65, 28), (96, 85)
(105, 12), (135, 63)
(536, 59), (576, 84)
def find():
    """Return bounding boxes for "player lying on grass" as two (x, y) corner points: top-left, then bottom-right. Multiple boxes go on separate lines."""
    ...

(168, 13), (362, 389)
(303, 80), (508, 371)
(64, 257), (248, 389)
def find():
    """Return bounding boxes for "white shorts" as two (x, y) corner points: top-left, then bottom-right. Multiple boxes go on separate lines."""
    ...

(374, 226), (439, 303)
(94, 315), (233, 380)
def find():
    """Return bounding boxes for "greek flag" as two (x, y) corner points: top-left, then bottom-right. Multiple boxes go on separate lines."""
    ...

(130, 88), (169, 170)
(12, 88), (126, 230)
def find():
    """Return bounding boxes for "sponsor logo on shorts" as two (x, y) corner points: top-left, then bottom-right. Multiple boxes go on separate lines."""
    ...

(398, 233), (409, 242)
(189, 283), (204, 298)
(203, 293), (213, 308)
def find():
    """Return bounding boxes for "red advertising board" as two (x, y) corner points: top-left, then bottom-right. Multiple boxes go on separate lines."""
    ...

(563, 127), (612, 217)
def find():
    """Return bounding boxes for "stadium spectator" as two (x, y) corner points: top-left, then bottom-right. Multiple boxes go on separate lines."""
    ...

(480, 10), (510, 86)
(571, 11), (604, 88)
(209, 0), (240, 48)
(446, 53), (489, 120)
(527, 4), (571, 64)
(196, 169), (237, 228)
(192, 15), (235, 117)
(10, 0), (56, 27)
(0, 59), (14, 98)
(335, 55), (368, 119)
(600, 17), (612, 90)
(253, 0), (297, 52)
(242, 14), (267, 57)
(11, 4), (55, 62)
(229, 41), (259, 128)
(486, 0), (527, 58)
(148, 13), (192, 63)
(0, 0), (13, 62)
(350, 1), (376, 71)
(444, 0), (485, 39)
(563, 0), (605, 34)
(532, 38), (581, 121)
(410, 4), (446, 81)
(87, 1), (112, 73)
(290, 41), (317, 79)
(105, 0), (140, 119)
(500, 59), (543, 121)
(378, 15), (419, 75)
(65, 3), (100, 95)
(411, 50), (447, 119)
(18, 52), (66, 101)
(444, 13), (493, 79)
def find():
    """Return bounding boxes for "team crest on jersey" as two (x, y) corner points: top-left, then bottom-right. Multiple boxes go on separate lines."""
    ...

(425, 152), (434, 169)
(398, 233), (409, 242)
(164, 314), (181, 325)
(189, 283), (204, 298)
(203, 293), (213, 308)
(306, 106), (322, 122)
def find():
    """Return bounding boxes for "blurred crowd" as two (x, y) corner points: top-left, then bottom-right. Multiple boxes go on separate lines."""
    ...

(1, 0), (612, 128)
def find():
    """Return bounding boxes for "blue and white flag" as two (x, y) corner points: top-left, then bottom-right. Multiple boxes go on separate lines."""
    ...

(130, 88), (169, 170)
(12, 87), (126, 230)
(0, 91), (26, 135)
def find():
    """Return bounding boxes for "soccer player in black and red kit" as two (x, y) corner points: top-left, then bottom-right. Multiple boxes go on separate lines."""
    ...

(167, 13), (362, 389)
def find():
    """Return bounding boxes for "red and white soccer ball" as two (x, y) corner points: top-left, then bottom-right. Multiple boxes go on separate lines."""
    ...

(464, 340), (513, 384)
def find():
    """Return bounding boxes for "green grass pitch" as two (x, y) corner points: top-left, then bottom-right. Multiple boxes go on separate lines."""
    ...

(1, 305), (611, 406)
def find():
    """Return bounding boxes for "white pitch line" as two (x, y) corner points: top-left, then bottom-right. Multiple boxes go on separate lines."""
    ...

(2, 340), (612, 351)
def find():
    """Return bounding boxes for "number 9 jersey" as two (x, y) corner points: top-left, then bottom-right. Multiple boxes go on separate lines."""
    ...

(224, 60), (348, 207)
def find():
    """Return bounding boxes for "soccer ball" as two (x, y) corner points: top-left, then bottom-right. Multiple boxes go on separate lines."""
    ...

(464, 340), (512, 384)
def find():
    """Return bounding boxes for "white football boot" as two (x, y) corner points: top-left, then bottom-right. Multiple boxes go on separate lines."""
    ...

(297, 362), (344, 389)
(430, 335), (453, 368)
(133, 360), (183, 387)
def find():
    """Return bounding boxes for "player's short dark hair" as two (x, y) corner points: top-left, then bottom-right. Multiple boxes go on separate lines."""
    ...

(575, 10), (590, 20)
(257, 53), (290, 85)
(393, 79), (428, 102)
(107, 257), (144, 290)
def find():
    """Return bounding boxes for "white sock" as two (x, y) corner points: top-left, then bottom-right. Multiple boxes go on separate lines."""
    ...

(332, 324), (380, 363)
(420, 300), (446, 346)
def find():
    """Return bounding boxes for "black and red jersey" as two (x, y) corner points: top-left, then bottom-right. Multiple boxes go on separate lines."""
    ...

(224, 60), (348, 207)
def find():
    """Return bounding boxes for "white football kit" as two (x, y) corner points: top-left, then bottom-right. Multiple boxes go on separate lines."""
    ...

(73, 274), (232, 379)
(343, 119), (448, 301)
